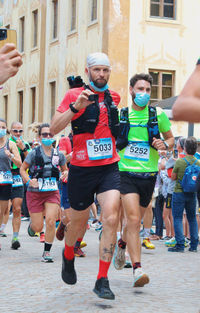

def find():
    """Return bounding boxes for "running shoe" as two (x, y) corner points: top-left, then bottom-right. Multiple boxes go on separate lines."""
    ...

(133, 268), (149, 287)
(93, 277), (115, 300)
(165, 237), (176, 247)
(113, 245), (126, 270)
(95, 223), (103, 232)
(168, 245), (184, 252)
(41, 251), (54, 263)
(56, 221), (66, 241)
(0, 231), (7, 237)
(74, 247), (86, 257)
(27, 224), (35, 237)
(160, 236), (172, 241)
(184, 237), (190, 247)
(21, 216), (30, 221)
(40, 233), (45, 243)
(34, 232), (40, 237)
(80, 241), (87, 248)
(90, 219), (99, 228)
(61, 249), (77, 284)
(11, 237), (20, 250)
(124, 253), (132, 268)
(188, 247), (197, 252)
(142, 238), (155, 249)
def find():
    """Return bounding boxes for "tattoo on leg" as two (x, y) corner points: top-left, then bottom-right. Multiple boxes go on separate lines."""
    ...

(102, 244), (115, 261)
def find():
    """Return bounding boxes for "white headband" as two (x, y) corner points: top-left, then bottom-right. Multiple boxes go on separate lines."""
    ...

(86, 52), (110, 68)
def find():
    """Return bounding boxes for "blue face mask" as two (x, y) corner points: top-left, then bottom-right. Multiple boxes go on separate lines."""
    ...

(41, 138), (55, 146)
(134, 92), (150, 107)
(89, 81), (109, 92)
(12, 135), (22, 141)
(0, 129), (6, 138)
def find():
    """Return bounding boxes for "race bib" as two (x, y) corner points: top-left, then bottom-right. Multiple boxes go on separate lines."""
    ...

(38, 177), (58, 192)
(0, 171), (13, 184)
(12, 175), (23, 188)
(86, 138), (113, 160)
(124, 141), (150, 162)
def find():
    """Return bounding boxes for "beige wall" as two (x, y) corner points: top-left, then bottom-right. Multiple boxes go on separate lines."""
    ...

(0, 0), (200, 140)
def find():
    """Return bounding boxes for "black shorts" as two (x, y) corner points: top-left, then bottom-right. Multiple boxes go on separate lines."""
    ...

(166, 193), (172, 209)
(0, 184), (12, 200)
(120, 172), (157, 208)
(68, 162), (120, 211)
(11, 185), (24, 200)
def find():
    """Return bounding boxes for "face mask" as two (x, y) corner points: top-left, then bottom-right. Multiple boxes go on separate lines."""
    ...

(12, 135), (22, 141)
(89, 81), (109, 92)
(41, 138), (55, 146)
(134, 92), (150, 107)
(0, 129), (6, 138)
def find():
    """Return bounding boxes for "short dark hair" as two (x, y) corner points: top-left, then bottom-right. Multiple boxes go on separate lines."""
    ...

(130, 73), (153, 88)
(38, 123), (50, 136)
(184, 136), (197, 155)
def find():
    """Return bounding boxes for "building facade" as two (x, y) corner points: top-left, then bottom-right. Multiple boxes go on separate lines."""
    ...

(0, 0), (199, 140)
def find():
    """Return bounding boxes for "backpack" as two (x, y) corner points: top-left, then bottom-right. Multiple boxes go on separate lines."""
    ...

(180, 158), (200, 192)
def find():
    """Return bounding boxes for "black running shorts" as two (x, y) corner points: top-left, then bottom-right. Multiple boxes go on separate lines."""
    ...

(11, 185), (24, 200)
(68, 162), (120, 211)
(0, 184), (12, 200)
(120, 172), (157, 208)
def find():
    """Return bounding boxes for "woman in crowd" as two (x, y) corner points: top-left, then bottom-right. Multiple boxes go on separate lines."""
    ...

(20, 123), (67, 262)
(0, 118), (21, 249)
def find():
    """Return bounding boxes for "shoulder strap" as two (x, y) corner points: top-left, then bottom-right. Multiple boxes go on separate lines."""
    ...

(35, 146), (44, 167)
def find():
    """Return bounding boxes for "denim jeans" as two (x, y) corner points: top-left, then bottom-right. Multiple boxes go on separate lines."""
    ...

(154, 194), (164, 237)
(172, 192), (199, 250)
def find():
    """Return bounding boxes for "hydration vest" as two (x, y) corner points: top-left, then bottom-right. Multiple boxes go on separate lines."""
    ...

(29, 146), (60, 180)
(116, 106), (160, 151)
(71, 85), (119, 139)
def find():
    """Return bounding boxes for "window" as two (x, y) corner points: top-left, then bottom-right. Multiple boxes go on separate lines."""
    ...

(70, 0), (76, 31)
(31, 87), (36, 123)
(19, 16), (25, 52)
(150, 0), (176, 19)
(91, 0), (97, 22)
(52, 0), (58, 39)
(3, 95), (8, 120)
(18, 91), (23, 123)
(149, 70), (175, 104)
(50, 82), (56, 118)
(32, 9), (38, 47)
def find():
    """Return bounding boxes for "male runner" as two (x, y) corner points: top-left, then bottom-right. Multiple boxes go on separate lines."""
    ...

(113, 73), (174, 287)
(50, 52), (121, 300)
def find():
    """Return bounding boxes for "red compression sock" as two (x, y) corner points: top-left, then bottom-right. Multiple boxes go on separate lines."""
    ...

(64, 242), (74, 260)
(97, 260), (111, 280)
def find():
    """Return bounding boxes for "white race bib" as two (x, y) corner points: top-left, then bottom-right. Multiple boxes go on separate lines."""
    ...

(38, 177), (58, 192)
(86, 138), (113, 160)
(124, 141), (150, 161)
(0, 171), (13, 184)
(12, 175), (23, 188)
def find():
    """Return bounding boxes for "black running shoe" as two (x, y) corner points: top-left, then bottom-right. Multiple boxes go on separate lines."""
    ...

(11, 237), (20, 250)
(93, 277), (115, 300)
(61, 249), (77, 285)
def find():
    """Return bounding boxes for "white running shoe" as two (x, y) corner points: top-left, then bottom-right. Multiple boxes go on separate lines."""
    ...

(113, 246), (126, 270)
(133, 267), (149, 287)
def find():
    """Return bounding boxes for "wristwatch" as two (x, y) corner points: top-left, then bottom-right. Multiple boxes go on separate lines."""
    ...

(69, 102), (79, 114)
(22, 147), (28, 152)
(163, 141), (169, 150)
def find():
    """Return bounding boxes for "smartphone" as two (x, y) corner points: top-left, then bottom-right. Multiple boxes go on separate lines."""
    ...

(0, 28), (17, 49)
(173, 149), (178, 159)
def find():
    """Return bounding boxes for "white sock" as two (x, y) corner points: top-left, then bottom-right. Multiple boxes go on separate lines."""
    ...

(143, 228), (150, 238)
(0, 224), (6, 231)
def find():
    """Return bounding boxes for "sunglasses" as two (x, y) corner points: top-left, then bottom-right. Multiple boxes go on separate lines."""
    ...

(41, 132), (53, 138)
(12, 129), (23, 133)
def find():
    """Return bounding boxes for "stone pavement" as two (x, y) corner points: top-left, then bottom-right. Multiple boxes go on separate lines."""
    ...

(0, 218), (199, 313)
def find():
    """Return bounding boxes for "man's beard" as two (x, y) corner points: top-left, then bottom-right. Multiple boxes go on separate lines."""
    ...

(89, 71), (107, 88)
(131, 90), (136, 102)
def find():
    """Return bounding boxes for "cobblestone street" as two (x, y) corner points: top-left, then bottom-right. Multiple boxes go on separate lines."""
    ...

(0, 218), (199, 313)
